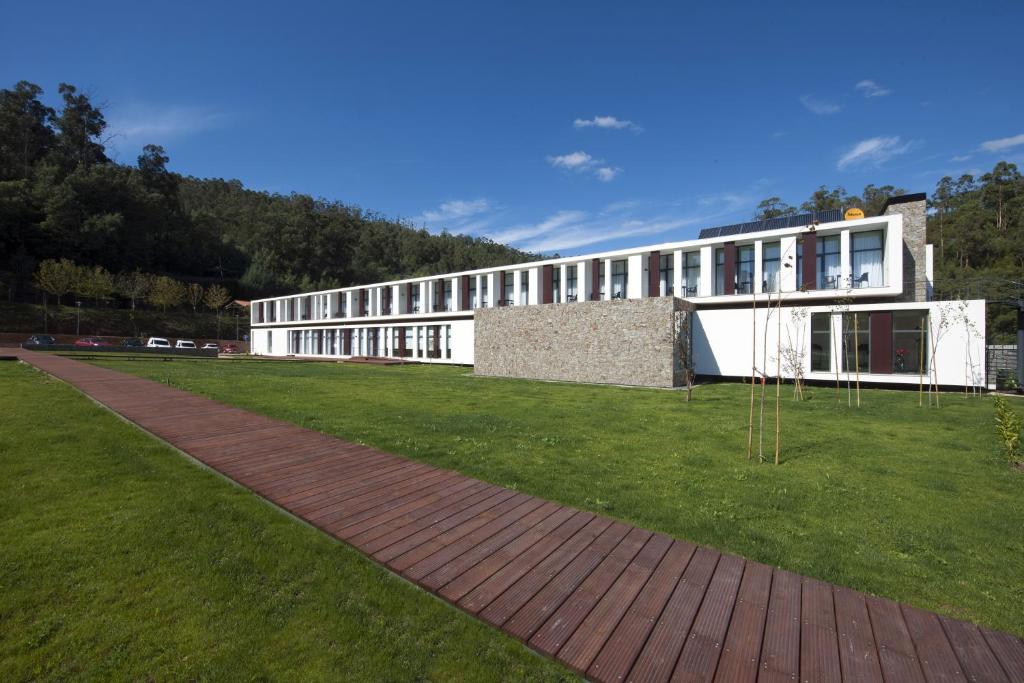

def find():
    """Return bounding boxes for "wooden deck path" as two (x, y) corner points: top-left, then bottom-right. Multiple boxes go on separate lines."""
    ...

(15, 350), (1024, 682)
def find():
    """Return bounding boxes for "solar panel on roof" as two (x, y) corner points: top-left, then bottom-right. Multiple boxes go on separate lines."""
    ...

(697, 209), (844, 239)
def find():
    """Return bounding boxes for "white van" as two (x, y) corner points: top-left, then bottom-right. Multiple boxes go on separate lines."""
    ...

(175, 339), (197, 349)
(146, 337), (171, 348)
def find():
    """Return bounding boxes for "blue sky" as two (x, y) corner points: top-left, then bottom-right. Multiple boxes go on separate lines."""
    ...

(3, 0), (1022, 255)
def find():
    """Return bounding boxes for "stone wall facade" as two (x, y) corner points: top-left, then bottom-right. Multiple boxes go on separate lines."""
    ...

(885, 195), (927, 302)
(474, 297), (693, 388)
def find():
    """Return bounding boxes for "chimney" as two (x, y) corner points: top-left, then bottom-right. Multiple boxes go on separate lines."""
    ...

(882, 193), (927, 302)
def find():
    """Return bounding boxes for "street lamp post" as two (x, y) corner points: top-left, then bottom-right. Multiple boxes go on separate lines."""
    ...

(76, 301), (82, 336)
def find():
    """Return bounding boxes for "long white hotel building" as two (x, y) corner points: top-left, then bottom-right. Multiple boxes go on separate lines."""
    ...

(250, 194), (987, 389)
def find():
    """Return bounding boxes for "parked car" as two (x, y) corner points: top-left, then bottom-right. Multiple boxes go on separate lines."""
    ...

(146, 337), (171, 348)
(201, 342), (219, 350)
(25, 334), (56, 345)
(121, 338), (143, 347)
(74, 337), (111, 347)
(175, 339), (197, 349)
(221, 343), (240, 354)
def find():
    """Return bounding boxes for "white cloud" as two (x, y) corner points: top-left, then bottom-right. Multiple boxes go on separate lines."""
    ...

(837, 136), (912, 170)
(855, 79), (892, 98)
(951, 154), (973, 162)
(573, 115), (642, 132)
(547, 151), (621, 181)
(418, 198), (490, 223)
(800, 94), (841, 115)
(107, 104), (227, 143)
(547, 151), (596, 170)
(980, 133), (1024, 152)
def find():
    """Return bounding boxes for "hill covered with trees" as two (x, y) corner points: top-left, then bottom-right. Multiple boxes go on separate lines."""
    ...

(0, 80), (536, 302)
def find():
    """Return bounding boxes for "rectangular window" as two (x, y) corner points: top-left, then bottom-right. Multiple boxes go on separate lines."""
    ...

(469, 278), (477, 308)
(683, 252), (700, 296)
(445, 325), (452, 359)
(411, 287), (420, 313)
(403, 327), (413, 357)
(841, 312), (871, 372)
(818, 235), (841, 289)
(659, 254), (673, 296)
(714, 248), (725, 295)
(481, 277), (488, 307)
(892, 311), (928, 374)
(851, 230), (885, 288)
(735, 246), (754, 294)
(552, 267), (561, 302)
(267, 330), (273, 353)
(763, 242), (781, 293)
(444, 280), (452, 311)
(599, 265), (606, 299)
(611, 260), (627, 299)
(566, 266), (578, 300)
(519, 273), (529, 305)
(504, 276), (514, 305)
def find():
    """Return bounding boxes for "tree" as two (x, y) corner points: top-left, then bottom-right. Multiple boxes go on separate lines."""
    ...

(33, 257), (77, 306)
(51, 83), (107, 169)
(800, 185), (851, 213)
(187, 282), (204, 312)
(116, 270), (153, 311)
(148, 275), (186, 311)
(0, 81), (55, 180)
(203, 283), (232, 339)
(753, 197), (797, 220)
(77, 264), (114, 305)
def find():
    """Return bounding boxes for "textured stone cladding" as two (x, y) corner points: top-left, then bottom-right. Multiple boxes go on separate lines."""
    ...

(474, 297), (693, 388)
(886, 198), (927, 302)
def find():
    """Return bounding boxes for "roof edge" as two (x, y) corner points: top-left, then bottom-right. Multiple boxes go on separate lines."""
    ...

(880, 192), (927, 213)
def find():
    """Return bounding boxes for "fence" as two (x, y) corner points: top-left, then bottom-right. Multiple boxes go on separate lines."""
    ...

(986, 345), (1018, 389)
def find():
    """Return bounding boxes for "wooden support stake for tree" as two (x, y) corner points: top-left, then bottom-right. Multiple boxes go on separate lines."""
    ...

(853, 313), (861, 408)
(747, 296), (756, 460)
(918, 315), (926, 408)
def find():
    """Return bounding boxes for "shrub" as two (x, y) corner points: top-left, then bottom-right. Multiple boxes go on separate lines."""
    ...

(993, 396), (1023, 466)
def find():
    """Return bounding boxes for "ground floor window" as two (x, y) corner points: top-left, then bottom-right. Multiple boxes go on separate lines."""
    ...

(611, 260), (627, 299)
(841, 312), (870, 372)
(810, 313), (830, 371)
(659, 254), (673, 295)
(566, 266), (578, 300)
(267, 331), (273, 353)
(445, 325), (452, 359)
(552, 267), (560, 303)
(893, 311), (928, 374)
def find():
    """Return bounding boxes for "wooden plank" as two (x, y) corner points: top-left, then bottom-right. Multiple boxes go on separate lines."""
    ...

(713, 561), (773, 683)
(799, 578), (841, 683)
(671, 553), (744, 683)
(832, 587), (883, 683)
(865, 595), (926, 683)
(625, 545), (720, 683)
(939, 616), (1009, 682)
(901, 605), (966, 683)
(529, 527), (653, 658)
(439, 506), (582, 604)
(586, 539), (697, 683)
(980, 628), (1024, 681)
(479, 516), (615, 628)
(557, 533), (674, 674)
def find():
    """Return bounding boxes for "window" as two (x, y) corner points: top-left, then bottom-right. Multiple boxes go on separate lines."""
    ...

(403, 327), (413, 357)
(444, 280), (452, 311)
(469, 278), (477, 307)
(683, 252), (700, 296)
(481, 277), (488, 307)
(519, 272), (529, 305)
(552, 267), (560, 302)
(504, 275), (514, 305)
(851, 230), (884, 288)
(411, 287), (420, 313)
(893, 311), (928, 374)
(735, 246), (754, 294)
(267, 330), (273, 353)
(811, 313), (830, 371)
(841, 312), (870, 372)
(659, 254), (673, 296)
(714, 248), (725, 295)
(818, 236), (841, 289)
(611, 260), (628, 299)
(763, 242), (781, 293)
(445, 325), (452, 359)
(566, 265), (578, 300)
(599, 264), (606, 299)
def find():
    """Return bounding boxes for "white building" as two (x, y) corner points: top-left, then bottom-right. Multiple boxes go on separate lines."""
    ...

(249, 195), (987, 389)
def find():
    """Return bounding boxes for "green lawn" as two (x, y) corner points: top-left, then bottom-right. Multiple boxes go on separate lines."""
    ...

(0, 362), (570, 681)
(81, 356), (1024, 639)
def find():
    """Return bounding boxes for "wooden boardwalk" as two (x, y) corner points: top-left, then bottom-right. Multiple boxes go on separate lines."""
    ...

(16, 350), (1024, 682)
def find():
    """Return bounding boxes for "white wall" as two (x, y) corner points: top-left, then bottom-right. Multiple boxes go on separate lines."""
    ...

(692, 300), (986, 387)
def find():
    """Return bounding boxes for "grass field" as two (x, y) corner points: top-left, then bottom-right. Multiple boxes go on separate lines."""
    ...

(79, 356), (1024, 639)
(0, 362), (570, 681)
